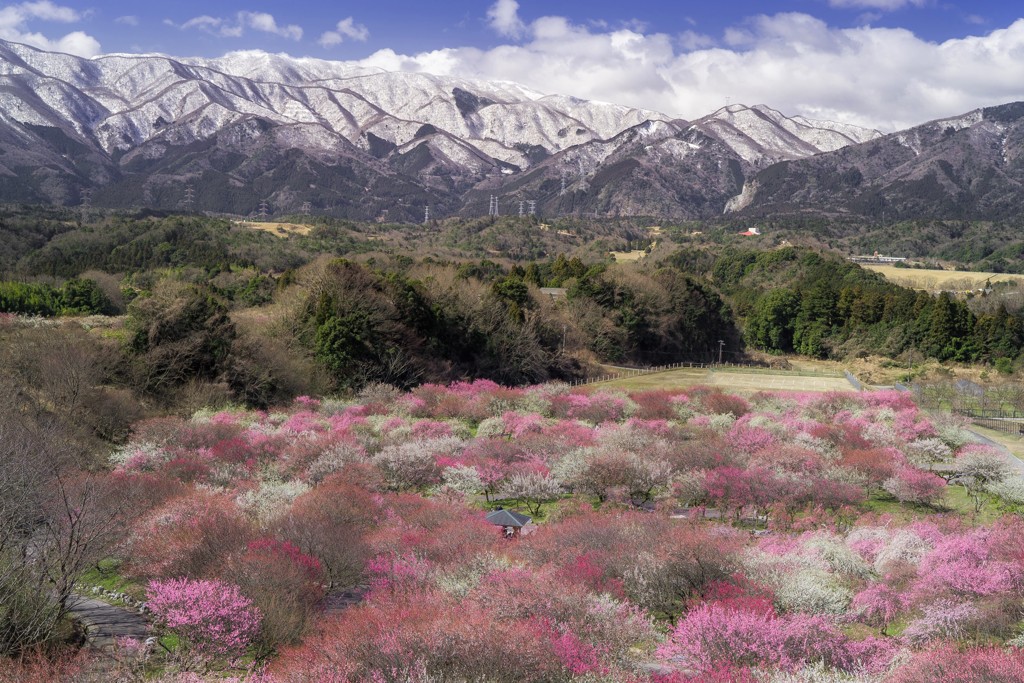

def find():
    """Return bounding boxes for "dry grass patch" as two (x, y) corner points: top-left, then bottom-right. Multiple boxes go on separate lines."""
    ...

(609, 243), (656, 262)
(596, 366), (855, 394)
(235, 221), (313, 237)
(864, 265), (1024, 291)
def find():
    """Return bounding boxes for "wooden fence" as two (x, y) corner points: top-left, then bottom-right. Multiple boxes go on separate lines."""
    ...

(970, 418), (1024, 437)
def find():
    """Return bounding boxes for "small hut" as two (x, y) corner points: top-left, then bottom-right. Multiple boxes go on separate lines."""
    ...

(485, 508), (532, 538)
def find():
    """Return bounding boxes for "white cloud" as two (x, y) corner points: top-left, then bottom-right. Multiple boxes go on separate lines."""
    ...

(318, 17), (369, 47)
(678, 30), (715, 51)
(115, 15), (138, 26)
(828, 0), (928, 9)
(354, 12), (1024, 132)
(0, 1), (100, 56)
(240, 11), (302, 41)
(177, 11), (301, 41)
(16, 1), (77, 22)
(486, 0), (525, 39)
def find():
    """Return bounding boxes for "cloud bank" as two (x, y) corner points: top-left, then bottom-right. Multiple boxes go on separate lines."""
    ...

(357, 4), (1024, 131)
(0, 1), (99, 56)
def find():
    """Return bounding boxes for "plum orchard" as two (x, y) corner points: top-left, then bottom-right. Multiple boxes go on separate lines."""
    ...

(6, 381), (1024, 681)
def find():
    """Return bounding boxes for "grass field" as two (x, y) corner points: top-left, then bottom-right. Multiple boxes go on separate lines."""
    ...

(595, 366), (855, 393)
(864, 264), (1024, 291)
(235, 221), (313, 237)
(609, 242), (656, 262)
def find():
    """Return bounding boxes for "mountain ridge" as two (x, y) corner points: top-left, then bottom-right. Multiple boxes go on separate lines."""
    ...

(730, 101), (1024, 221)
(0, 38), (884, 219)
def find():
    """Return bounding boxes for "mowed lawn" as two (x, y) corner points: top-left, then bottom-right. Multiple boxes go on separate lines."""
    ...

(595, 366), (856, 393)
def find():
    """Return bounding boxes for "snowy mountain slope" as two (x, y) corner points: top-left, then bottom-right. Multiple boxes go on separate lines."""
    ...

(729, 101), (1024, 220)
(0, 38), (881, 218)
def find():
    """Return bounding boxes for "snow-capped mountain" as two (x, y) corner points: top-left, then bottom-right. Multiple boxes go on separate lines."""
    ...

(0, 39), (880, 219)
(727, 101), (1024, 221)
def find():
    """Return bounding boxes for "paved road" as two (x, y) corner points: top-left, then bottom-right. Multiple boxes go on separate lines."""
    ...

(965, 429), (1024, 476)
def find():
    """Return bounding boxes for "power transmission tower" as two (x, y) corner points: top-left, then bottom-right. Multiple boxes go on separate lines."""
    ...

(489, 195), (499, 216)
(518, 200), (525, 217)
(183, 185), (194, 213)
(527, 200), (536, 216)
(577, 159), (589, 193)
(301, 201), (311, 216)
(258, 199), (269, 220)
(559, 172), (567, 196)
(424, 205), (430, 224)
(79, 188), (92, 221)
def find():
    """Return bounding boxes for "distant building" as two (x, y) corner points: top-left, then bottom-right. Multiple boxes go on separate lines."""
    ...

(738, 227), (761, 236)
(849, 251), (907, 264)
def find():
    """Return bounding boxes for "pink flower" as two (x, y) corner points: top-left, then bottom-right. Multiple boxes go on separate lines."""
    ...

(146, 578), (261, 661)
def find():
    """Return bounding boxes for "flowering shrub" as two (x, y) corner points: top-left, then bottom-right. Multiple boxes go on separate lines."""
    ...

(657, 603), (867, 673)
(851, 584), (905, 630)
(883, 467), (947, 506)
(130, 493), (254, 578)
(89, 380), (1024, 680)
(902, 600), (982, 644)
(884, 644), (1024, 683)
(147, 578), (261, 661)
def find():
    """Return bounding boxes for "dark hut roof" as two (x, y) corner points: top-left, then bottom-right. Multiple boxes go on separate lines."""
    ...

(485, 509), (532, 527)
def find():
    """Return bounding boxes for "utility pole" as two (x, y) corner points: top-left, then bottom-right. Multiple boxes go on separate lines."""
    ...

(718, 339), (725, 365)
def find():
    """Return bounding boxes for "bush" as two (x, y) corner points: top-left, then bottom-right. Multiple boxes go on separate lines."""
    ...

(147, 578), (261, 663)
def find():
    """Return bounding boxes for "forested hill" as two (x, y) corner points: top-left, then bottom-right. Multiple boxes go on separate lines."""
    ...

(1, 206), (1022, 414)
(669, 246), (1023, 365)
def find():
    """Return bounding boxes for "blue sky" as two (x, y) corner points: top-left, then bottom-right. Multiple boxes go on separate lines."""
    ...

(3, 0), (1024, 129)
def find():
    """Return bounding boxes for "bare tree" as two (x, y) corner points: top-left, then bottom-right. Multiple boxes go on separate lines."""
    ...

(0, 401), (130, 655)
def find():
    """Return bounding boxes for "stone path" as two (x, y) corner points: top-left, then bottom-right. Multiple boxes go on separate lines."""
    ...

(67, 594), (151, 651)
